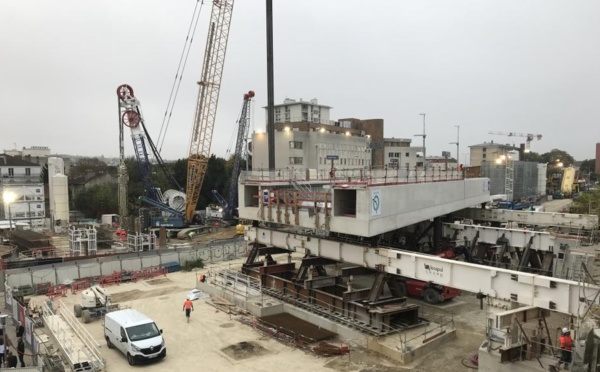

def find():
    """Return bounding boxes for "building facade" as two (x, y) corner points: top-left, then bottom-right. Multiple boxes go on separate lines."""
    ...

(259, 99), (385, 169)
(469, 141), (520, 167)
(1, 154), (45, 226)
(383, 138), (424, 169)
(251, 128), (371, 177)
(267, 98), (331, 124)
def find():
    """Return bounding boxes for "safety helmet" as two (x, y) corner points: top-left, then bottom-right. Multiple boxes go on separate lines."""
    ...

(562, 327), (570, 334)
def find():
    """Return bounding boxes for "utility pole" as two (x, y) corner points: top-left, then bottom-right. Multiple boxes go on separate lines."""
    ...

(414, 113), (427, 167)
(266, 0), (275, 170)
(449, 125), (460, 166)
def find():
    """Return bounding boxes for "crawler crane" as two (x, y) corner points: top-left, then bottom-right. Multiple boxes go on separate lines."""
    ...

(184, 0), (236, 224)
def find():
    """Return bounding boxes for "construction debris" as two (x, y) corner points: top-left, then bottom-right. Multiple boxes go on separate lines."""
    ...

(313, 342), (350, 356)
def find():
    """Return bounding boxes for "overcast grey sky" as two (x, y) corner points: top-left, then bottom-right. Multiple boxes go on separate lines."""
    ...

(1, 0), (599, 164)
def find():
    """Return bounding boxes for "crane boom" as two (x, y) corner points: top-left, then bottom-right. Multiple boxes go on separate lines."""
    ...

(185, 0), (235, 223)
(488, 131), (543, 152)
(227, 90), (254, 218)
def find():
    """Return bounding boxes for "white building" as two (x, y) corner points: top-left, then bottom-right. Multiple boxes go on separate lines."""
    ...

(383, 138), (423, 169)
(251, 129), (371, 177)
(4, 146), (51, 158)
(1, 154), (45, 227)
(469, 141), (520, 167)
(267, 98), (332, 124)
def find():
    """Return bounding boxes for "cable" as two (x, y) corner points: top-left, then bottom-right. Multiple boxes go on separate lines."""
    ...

(157, 0), (205, 152)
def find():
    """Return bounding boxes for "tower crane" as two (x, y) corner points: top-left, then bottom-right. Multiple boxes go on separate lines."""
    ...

(185, 0), (235, 224)
(226, 90), (255, 219)
(488, 131), (543, 152)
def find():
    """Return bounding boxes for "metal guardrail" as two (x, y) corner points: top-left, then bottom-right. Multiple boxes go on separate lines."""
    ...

(41, 301), (105, 371)
(240, 166), (465, 186)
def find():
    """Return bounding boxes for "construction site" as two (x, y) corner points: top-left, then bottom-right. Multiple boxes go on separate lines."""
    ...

(1, 1), (600, 372)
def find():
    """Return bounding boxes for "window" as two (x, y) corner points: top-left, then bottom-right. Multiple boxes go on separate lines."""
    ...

(482, 148), (487, 152)
(394, 153), (400, 157)
(289, 157), (303, 165)
(405, 152), (410, 157)
(482, 154), (487, 159)
(36, 189), (41, 193)
(127, 323), (161, 342)
(388, 152), (393, 157)
(8, 168), (14, 176)
(26, 168), (31, 176)
(120, 327), (127, 340)
(289, 141), (303, 149)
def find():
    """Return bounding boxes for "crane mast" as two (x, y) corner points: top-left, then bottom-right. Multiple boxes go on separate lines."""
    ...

(185, 0), (235, 223)
(227, 90), (254, 218)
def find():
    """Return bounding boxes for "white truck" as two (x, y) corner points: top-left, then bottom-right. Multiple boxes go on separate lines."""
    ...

(104, 309), (166, 365)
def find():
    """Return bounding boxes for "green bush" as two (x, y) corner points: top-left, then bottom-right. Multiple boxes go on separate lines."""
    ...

(182, 258), (205, 272)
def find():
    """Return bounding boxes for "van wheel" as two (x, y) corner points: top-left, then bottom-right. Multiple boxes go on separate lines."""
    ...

(106, 337), (113, 349)
(127, 353), (135, 366)
(423, 288), (442, 304)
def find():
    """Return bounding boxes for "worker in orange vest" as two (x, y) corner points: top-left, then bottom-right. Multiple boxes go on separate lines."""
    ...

(558, 327), (573, 370)
(183, 298), (194, 323)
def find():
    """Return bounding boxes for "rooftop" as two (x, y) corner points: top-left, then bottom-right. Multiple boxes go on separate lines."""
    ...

(0, 154), (40, 167)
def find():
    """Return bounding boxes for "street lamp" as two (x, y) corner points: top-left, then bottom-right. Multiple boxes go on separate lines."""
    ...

(414, 113), (426, 167)
(449, 125), (460, 167)
(3, 191), (16, 232)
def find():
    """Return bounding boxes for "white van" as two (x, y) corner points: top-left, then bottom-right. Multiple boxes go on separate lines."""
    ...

(104, 309), (166, 365)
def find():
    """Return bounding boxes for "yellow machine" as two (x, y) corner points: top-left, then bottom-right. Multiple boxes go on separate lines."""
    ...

(561, 167), (576, 197)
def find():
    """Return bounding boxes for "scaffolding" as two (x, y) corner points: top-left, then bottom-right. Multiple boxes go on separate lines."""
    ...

(127, 232), (156, 252)
(68, 226), (97, 256)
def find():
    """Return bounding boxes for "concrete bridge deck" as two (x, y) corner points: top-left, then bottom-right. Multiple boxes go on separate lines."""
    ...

(239, 168), (490, 237)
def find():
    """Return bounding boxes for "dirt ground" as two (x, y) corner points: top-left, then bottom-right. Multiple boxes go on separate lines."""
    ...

(42, 253), (562, 372)
(48, 272), (492, 372)
(191, 226), (241, 243)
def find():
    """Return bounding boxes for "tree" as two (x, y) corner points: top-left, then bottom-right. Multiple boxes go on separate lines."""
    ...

(579, 159), (597, 182)
(522, 151), (543, 163)
(73, 154), (233, 219)
(40, 163), (49, 184)
(73, 183), (118, 219)
(70, 157), (110, 179)
(571, 188), (600, 219)
(540, 149), (575, 166)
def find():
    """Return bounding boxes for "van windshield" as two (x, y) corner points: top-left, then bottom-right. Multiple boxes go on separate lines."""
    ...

(126, 323), (160, 341)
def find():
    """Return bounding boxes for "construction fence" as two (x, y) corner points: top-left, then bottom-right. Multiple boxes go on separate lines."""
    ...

(2, 238), (247, 291)
(3, 290), (44, 369)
